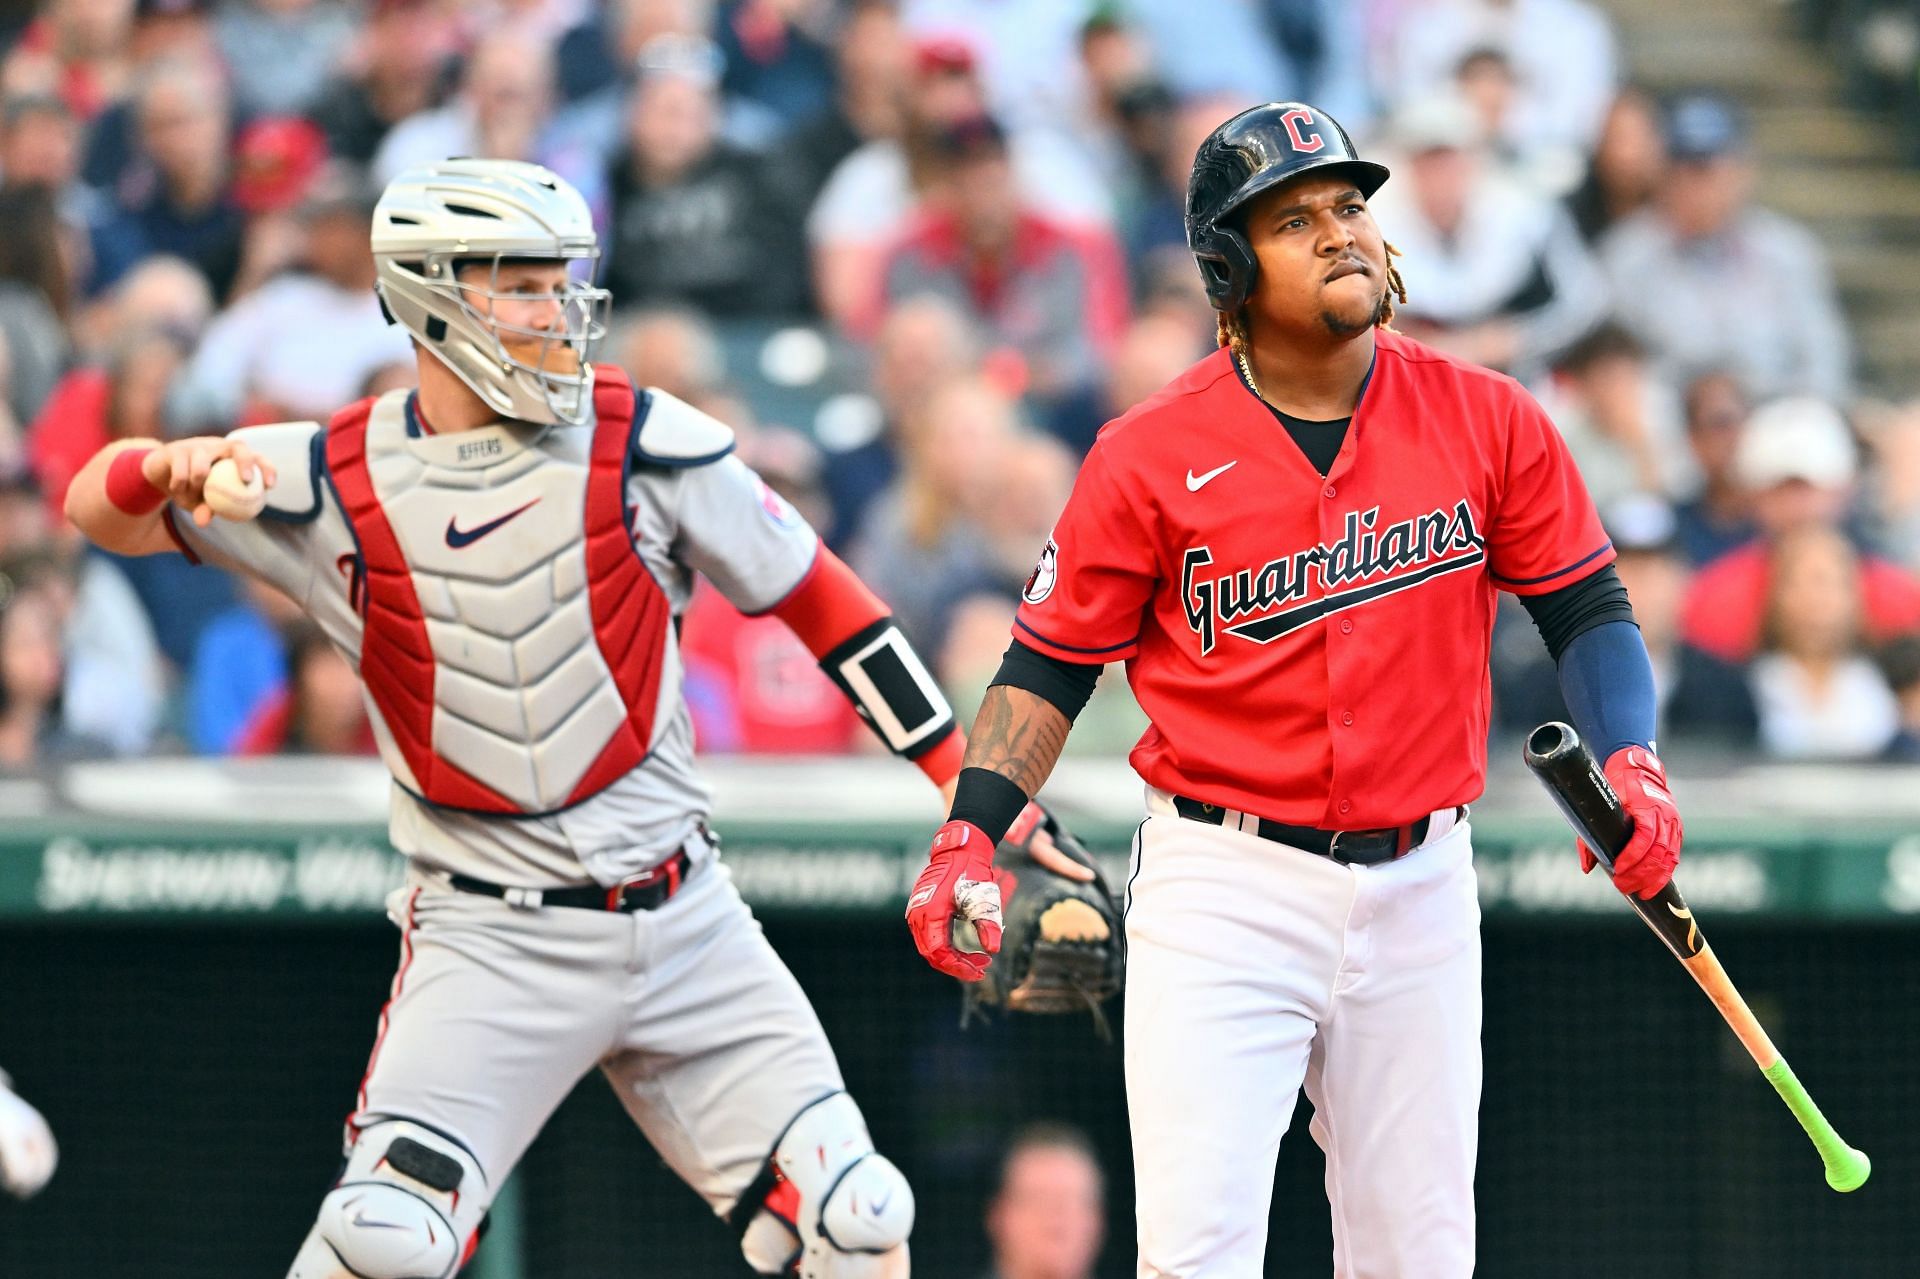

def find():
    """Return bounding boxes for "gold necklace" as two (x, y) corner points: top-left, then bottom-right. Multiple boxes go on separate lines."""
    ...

(1235, 346), (1263, 401)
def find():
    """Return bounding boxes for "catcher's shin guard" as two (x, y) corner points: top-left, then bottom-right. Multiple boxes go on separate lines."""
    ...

(287, 1119), (487, 1279)
(734, 1092), (912, 1277)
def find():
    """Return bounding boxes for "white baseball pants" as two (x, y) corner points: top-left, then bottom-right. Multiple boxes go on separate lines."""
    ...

(1124, 794), (1481, 1278)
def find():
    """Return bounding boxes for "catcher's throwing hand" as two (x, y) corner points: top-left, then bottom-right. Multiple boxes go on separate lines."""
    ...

(1578, 745), (1682, 899)
(907, 819), (1004, 980)
(141, 437), (279, 527)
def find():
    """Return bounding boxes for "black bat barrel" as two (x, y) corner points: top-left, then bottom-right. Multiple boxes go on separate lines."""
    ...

(1524, 722), (1704, 961)
(1522, 722), (1634, 865)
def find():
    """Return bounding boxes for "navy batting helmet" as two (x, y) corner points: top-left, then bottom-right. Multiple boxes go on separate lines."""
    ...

(1186, 102), (1390, 313)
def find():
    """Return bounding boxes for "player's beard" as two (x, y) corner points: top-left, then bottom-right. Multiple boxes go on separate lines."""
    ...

(1318, 279), (1387, 339)
(500, 334), (582, 376)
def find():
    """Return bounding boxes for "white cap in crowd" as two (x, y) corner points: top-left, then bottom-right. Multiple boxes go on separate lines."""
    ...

(1734, 396), (1857, 490)
(1390, 94), (1484, 154)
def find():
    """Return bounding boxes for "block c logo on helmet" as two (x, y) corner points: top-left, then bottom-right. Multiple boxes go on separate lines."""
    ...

(1281, 109), (1325, 153)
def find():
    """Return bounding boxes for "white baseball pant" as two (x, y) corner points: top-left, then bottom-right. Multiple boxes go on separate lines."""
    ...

(1123, 793), (1481, 1278)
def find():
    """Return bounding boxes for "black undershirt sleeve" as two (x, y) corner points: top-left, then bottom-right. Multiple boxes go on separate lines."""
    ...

(1517, 563), (1637, 661)
(992, 637), (1104, 721)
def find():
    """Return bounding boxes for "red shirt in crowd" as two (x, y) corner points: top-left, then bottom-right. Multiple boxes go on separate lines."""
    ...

(1681, 542), (1920, 661)
(869, 208), (1130, 381)
(9, 20), (116, 120)
(28, 368), (113, 521)
(232, 689), (380, 757)
(680, 581), (861, 755)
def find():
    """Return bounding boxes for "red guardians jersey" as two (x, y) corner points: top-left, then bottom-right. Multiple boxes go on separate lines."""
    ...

(1015, 331), (1610, 828)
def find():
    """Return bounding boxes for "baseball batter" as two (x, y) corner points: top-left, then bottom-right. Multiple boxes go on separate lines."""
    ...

(907, 104), (1687, 1277)
(64, 160), (956, 1279)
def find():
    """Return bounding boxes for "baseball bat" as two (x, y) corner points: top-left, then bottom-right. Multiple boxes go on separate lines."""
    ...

(1522, 722), (1871, 1193)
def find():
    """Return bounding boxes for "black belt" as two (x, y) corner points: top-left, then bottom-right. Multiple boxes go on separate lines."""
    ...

(449, 847), (692, 913)
(1170, 796), (1460, 866)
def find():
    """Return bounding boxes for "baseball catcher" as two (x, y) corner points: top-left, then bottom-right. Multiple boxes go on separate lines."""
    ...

(62, 157), (1122, 1279)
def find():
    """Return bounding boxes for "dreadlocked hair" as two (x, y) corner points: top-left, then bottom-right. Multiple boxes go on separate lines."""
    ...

(1215, 241), (1411, 354)
(1379, 240), (1409, 328)
(1215, 308), (1248, 355)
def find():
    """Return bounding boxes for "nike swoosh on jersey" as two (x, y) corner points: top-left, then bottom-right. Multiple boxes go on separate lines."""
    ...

(445, 499), (540, 548)
(1185, 461), (1237, 491)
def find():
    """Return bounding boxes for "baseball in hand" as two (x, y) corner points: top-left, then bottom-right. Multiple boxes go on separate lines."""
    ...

(203, 457), (269, 521)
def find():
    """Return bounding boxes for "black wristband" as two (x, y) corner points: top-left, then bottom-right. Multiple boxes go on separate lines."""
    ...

(947, 767), (1031, 844)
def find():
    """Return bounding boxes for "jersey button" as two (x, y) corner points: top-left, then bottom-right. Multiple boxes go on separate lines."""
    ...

(1338, 799), (1352, 816)
(1341, 711), (1355, 726)
(1339, 618), (1354, 634)
(1323, 484), (1337, 499)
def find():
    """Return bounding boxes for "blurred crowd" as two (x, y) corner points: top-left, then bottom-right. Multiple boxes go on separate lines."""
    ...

(0, 0), (1917, 770)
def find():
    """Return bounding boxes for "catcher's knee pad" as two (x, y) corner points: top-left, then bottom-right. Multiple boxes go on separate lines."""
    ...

(736, 1092), (913, 1277)
(292, 1119), (487, 1279)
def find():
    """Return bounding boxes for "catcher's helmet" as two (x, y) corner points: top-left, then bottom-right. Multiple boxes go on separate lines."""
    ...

(373, 159), (610, 427)
(1186, 102), (1390, 313)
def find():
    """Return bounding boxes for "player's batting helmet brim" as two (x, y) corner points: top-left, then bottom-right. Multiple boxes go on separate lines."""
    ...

(1212, 155), (1391, 224)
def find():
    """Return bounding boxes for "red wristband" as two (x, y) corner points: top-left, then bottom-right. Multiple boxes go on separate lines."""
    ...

(912, 728), (965, 789)
(105, 448), (165, 515)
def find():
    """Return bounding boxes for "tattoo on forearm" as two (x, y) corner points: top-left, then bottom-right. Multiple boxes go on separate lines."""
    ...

(962, 686), (1071, 795)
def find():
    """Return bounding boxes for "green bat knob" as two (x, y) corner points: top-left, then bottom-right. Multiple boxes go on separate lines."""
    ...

(1826, 1148), (1872, 1194)
(1762, 1059), (1871, 1192)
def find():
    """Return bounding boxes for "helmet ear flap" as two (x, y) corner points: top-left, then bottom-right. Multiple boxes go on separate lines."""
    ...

(1194, 223), (1258, 315)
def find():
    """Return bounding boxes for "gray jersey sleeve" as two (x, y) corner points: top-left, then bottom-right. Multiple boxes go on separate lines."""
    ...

(171, 504), (333, 608)
(633, 455), (820, 615)
(165, 423), (363, 645)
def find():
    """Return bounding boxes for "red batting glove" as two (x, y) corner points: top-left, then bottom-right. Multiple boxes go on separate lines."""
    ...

(906, 820), (1004, 981)
(1577, 745), (1682, 900)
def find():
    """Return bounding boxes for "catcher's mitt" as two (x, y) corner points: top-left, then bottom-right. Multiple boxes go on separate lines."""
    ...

(953, 802), (1124, 1036)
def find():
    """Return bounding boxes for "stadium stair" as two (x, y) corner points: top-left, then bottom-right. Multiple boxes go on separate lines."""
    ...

(1602, 0), (1920, 399)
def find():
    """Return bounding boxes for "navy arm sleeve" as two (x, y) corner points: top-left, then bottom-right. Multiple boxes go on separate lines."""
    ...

(1519, 566), (1658, 759)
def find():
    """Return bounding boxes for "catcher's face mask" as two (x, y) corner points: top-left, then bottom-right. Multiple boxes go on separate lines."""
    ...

(443, 255), (609, 419)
